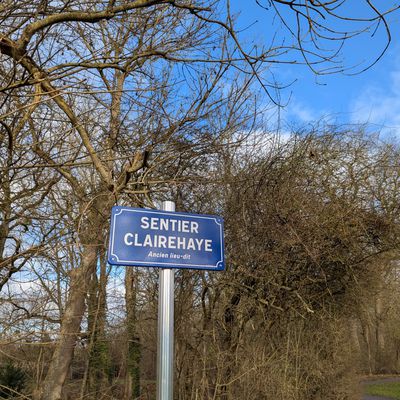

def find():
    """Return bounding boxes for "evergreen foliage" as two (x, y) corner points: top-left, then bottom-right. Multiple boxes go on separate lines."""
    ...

(0, 362), (26, 399)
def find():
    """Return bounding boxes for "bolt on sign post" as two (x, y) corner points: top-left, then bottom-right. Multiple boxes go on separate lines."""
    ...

(108, 202), (225, 400)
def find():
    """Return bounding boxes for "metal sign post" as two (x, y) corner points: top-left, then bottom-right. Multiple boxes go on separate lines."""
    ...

(108, 201), (225, 400)
(157, 201), (175, 400)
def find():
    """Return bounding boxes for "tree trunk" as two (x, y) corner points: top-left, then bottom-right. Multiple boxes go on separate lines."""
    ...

(85, 250), (109, 398)
(124, 268), (141, 400)
(349, 318), (361, 353)
(39, 244), (97, 400)
(375, 295), (385, 371)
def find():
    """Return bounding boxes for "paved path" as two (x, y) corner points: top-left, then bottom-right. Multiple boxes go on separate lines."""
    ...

(361, 377), (400, 400)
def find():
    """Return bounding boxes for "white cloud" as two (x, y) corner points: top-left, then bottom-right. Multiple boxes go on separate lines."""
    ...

(278, 97), (332, 127)
(350, 63), (400, 134)
(285, 100), (316, 123)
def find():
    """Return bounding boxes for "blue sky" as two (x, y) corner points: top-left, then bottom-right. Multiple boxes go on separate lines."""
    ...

(230, 1), (400, 135)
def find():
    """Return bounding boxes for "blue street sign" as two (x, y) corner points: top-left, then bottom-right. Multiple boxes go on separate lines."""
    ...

(108, 206), (224, 270)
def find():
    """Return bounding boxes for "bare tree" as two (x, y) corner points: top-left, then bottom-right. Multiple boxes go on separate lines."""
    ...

(1, 1), (400, 399)
(170, 129), (400, 399)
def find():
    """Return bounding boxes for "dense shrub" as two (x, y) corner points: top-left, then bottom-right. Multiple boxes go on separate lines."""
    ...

(0, 362), (26, 399)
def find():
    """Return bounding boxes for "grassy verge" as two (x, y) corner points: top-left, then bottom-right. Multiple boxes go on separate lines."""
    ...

(365, 382), (400, 399)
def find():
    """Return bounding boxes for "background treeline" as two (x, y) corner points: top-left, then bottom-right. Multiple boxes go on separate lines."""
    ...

(2, 129), (400, 400)
(1, 1), (400, 400)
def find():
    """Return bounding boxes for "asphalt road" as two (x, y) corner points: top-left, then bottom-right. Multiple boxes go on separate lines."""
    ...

(362, 377), (400, 400)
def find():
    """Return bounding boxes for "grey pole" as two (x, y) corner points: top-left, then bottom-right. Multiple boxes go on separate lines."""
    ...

(157, 200), (175, 400)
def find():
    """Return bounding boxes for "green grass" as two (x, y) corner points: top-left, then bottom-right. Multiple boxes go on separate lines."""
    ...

(365, 382), (400, 399)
